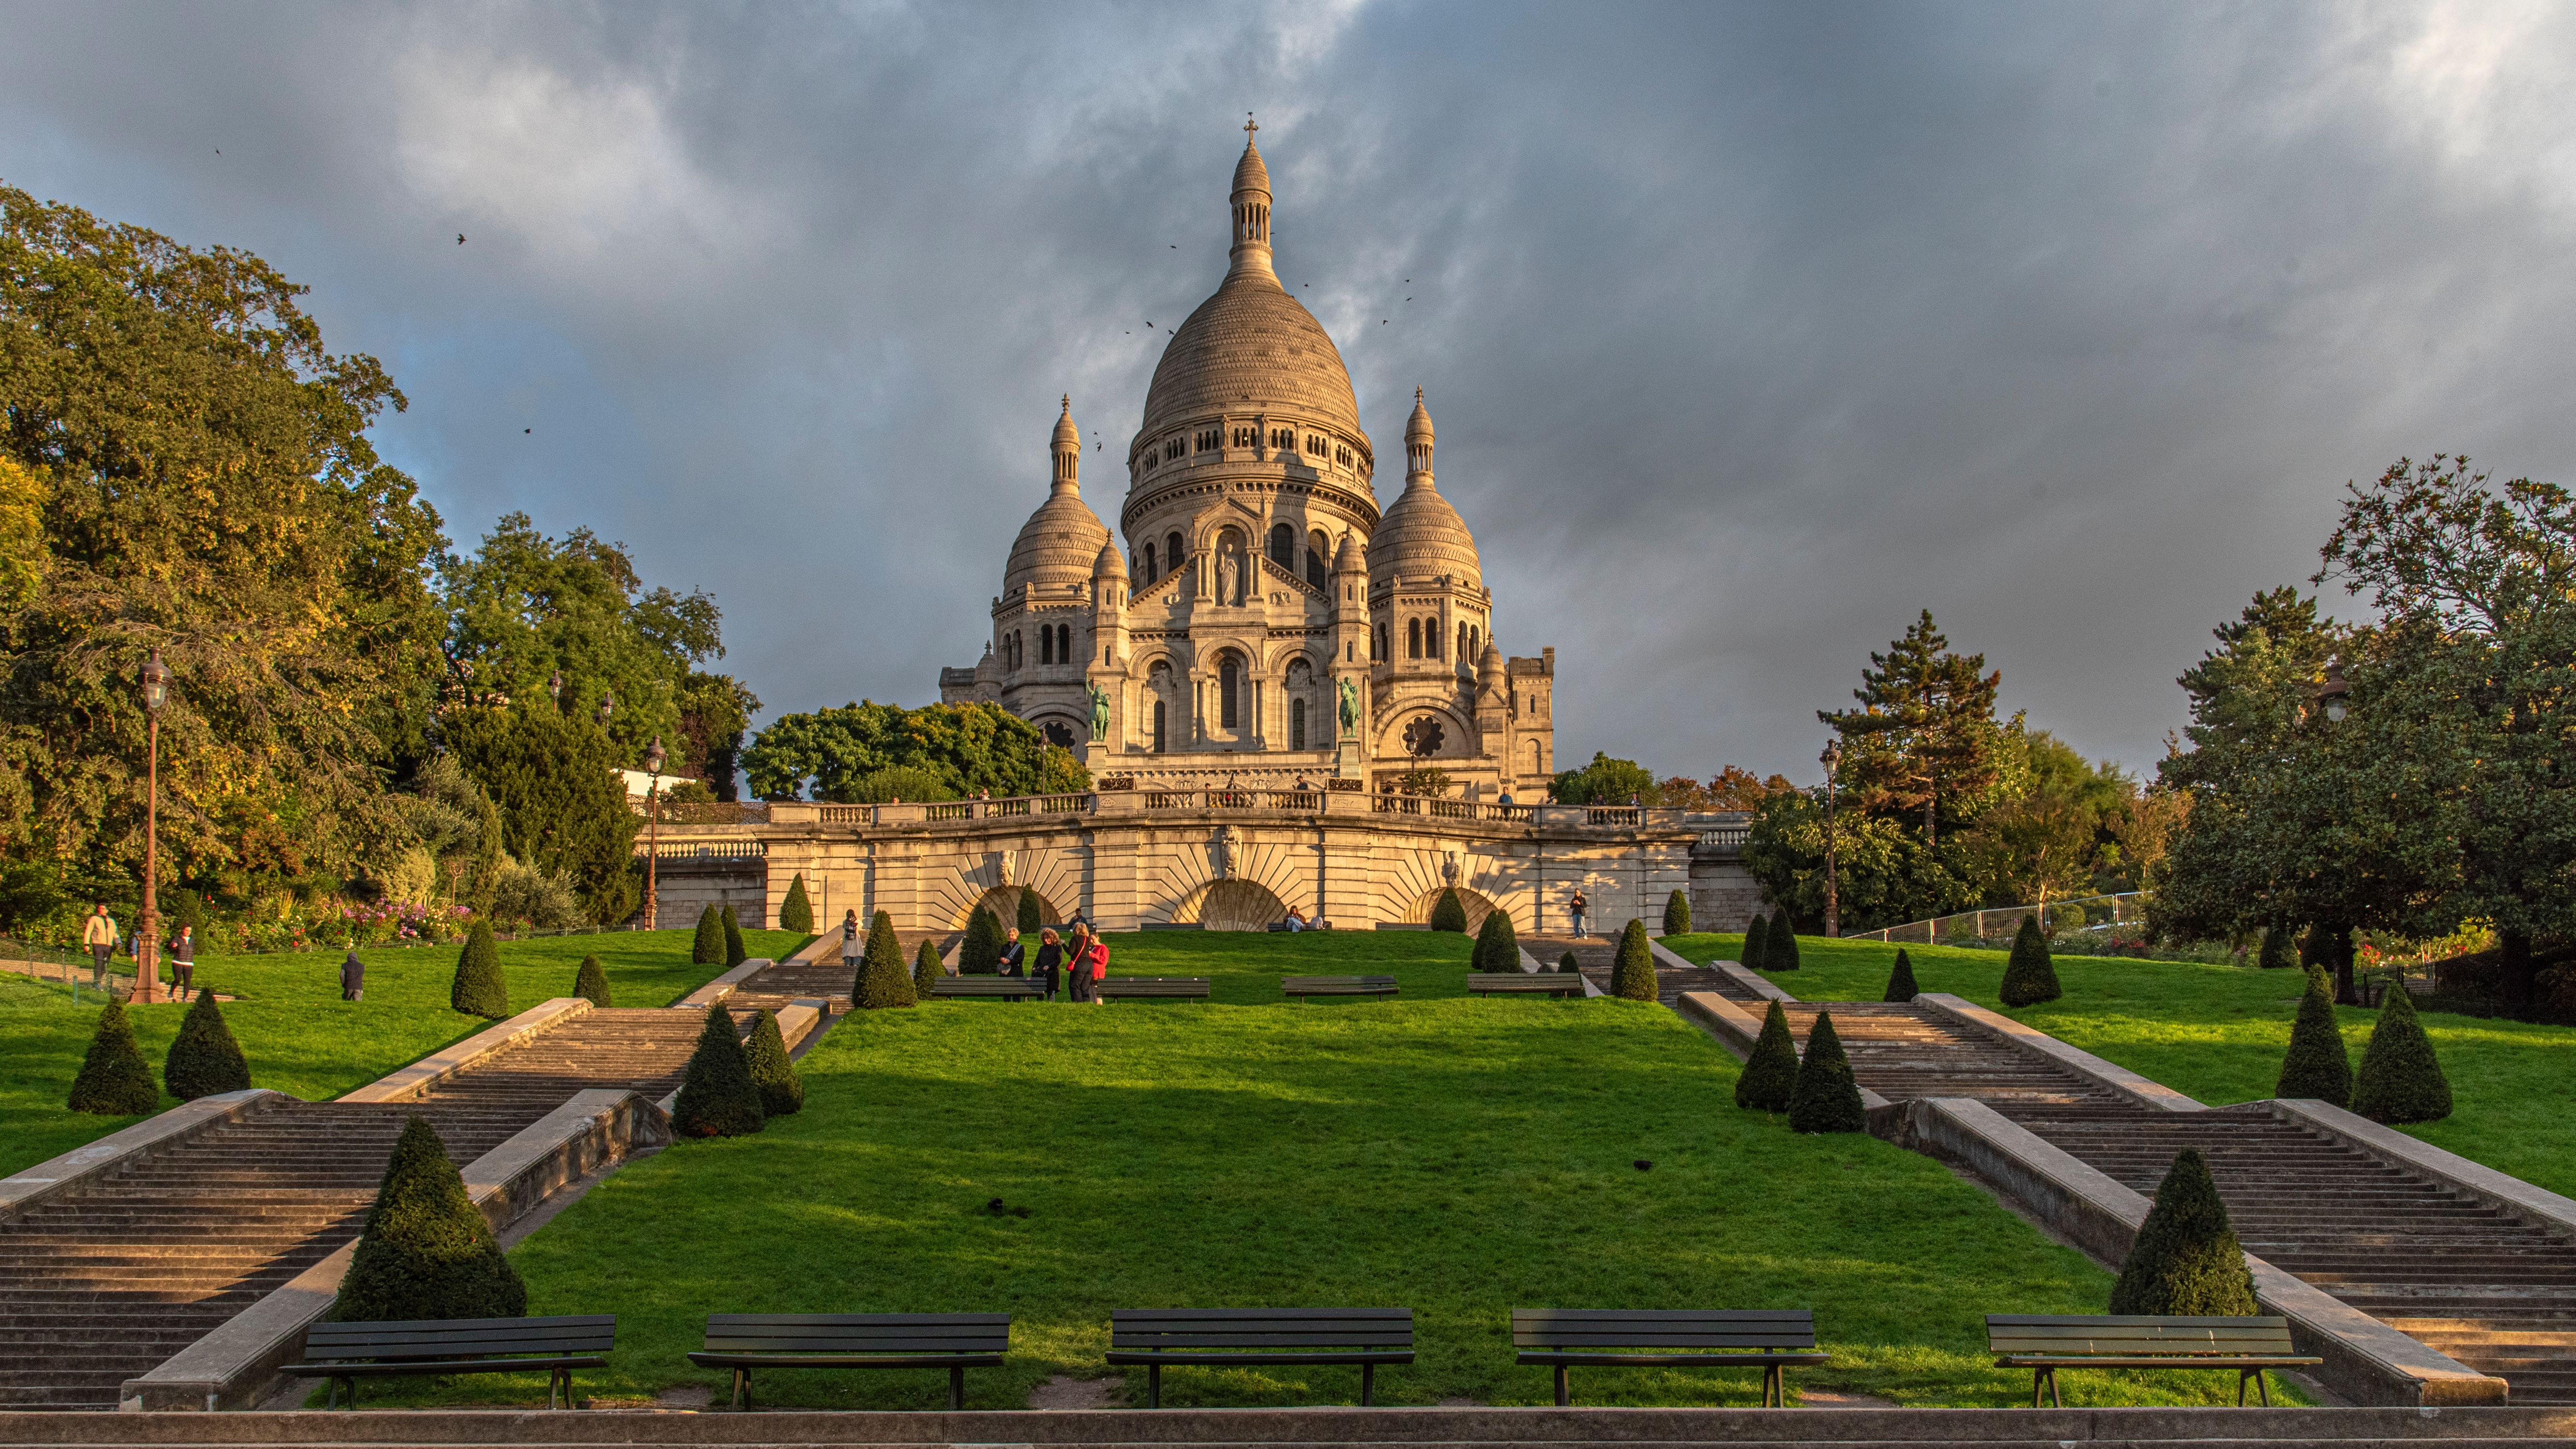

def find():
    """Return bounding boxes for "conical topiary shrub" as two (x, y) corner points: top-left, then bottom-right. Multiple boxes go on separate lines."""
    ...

(164, 987), (251, 1101)
(959, 908), (1001, 975)
(778, 874), (814, 934)
(2350, 986), (2451, 1123)
(1472, 907), (1520, 973)
(1429, 888), (1468, 933)
(2275, 967), (2351, 1106)
(1787, 1010), (1866, 1133)
(572, 954), (613, 1008)
(2107, 1148), (2257, 1316)
(744, 1008), (803, 1117)
(1663, 889), (1690, 936)
(68, 999), (159, 1115)
(673, 1003), (765, 1138)
(1999, 915), (2062, 1008)
(1735, 999), (1800, 1112)
(2258, 925), (2294, 969)
(1016, 889), (1043, 933)
(1610, 919), (1658, 1000)
(914, 938), (944, 997)
(451, 923), (508, 1019)
(332, 1116), (527, 1322)
(693, 904), (725, 965)
(722, 906), (748, 967)
(1741, 912), (1768, 968)
(1766, 910), (1801, 972)
(854, 911), (915, 1009)
(1883, 949), (1920, 1003)
(1558, 950), (1580, 974)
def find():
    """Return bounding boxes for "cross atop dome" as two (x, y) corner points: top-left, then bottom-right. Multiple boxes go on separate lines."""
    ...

(1244, 113), (1256, 141)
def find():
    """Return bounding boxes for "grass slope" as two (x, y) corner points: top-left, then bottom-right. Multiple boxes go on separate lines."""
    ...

(386, 932), (2258, 1410)
(0, 930), (804, 1179)
(1663, 933), (2576, 1199)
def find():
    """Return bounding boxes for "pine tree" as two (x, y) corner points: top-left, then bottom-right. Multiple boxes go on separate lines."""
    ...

(1735, 999), (1800, 1111)
(692, 904), (725, 965)
(854, 911), (916, 1009)
(1766, 909), (1801, 972)
(1558, 950), (1580, 974)
(722, 906), (747, 967)
(1999, 915), (2062, 1007)
(1883, 949), (1920, 1003)
(163, 987), (250, 1100)
(67, 999), (159, 1114)
(451, 923), (508, 1019)
(1741, 912), (1768, 968)
(1610, 919), (1658, 1000)
(2107, 1148), (2257, 1316)
(778, 874), (814, 934)
(673, 1003), (765, 1137)
(1787, 1010), (1867, 1133)
(572, 954), (613, 1008)
(744, 1009), (804, 1116)
(2258, 925), (2294, 969)
(1016, 888), (1043, 933)
(1662, 889), (1690, 936)
(2275, 967), (2351, 1106)
(332, 1116), (527, 1322)
(960, 909), (1002, 975)
(2350, 986), (2452, 1123)
(1472, 906), (1520, 972)
(914, 938), (945, 997)
(1429, 888), (1468, 933)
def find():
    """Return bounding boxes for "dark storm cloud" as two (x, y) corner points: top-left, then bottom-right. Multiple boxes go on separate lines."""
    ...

(6, 1), (2574, 783)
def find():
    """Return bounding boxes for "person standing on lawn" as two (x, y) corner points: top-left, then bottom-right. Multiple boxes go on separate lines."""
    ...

(82, 903), (118, 987)
(1034, 929), (1063, 1000)
(840, 909), (859, 967)
(1065, 923), (1099, 1003)
(339, 949), (365, 1002)
(168, 925), (195, 997)
(998, 926), (1026, 976)
(1075, 925), (1110, 1005)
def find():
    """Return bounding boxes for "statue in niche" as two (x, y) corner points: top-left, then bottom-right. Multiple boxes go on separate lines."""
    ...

(1088, 682), (1110, 739)
(1338, 677), (1360, 739)
(1215, 549), (1239, 606)
(1213, 825), (1236, 880)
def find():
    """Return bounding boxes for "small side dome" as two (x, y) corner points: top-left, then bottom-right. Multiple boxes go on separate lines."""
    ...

(1479, 640), (1505, 678)
(1094, 540), (1127, 579)
(1369, 389), (1480, 587)
(1005, 400), (1111, 600)
(1332, 531), (1364, 574)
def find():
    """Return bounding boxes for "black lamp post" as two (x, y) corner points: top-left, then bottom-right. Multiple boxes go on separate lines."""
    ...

(549, 670), (563, 708)
(136, 653), (170, 1004)
(642, 736), (665, 931)
(1820, 738), (1843, 940)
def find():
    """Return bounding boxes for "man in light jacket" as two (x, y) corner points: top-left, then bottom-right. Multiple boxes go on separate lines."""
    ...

(82, 904), (118, 987)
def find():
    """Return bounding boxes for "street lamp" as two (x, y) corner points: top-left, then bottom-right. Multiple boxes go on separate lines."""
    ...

(596, 690), (614, 727)
(2315, 659), (2350, 724)
(1820, 739), (1843, 940)
(135, 653), (170, 1004)
(642, 736), (666, 931)
(549, 670), (563, 708)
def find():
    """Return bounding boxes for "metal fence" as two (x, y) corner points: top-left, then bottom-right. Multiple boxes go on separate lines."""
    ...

(1848, 892), (2148, 946)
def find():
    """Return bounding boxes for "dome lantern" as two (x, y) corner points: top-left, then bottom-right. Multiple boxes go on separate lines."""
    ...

(1230, 114), (1274, 282)
(1051, 394), (1081, 491)
(1005, 397), (1111, 601)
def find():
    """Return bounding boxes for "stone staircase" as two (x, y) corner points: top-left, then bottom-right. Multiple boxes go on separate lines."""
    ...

(728, 930), (956, 1012)
(0, 1008), (704, 1410)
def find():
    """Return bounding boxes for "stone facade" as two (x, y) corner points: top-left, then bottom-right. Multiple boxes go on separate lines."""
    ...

(940, 126), (1557, 801)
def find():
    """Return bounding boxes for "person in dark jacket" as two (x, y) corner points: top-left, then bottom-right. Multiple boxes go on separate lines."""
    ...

(1033, 929), (1063, 1000)
(169, 925), (195, 997)
(998, 927), (1026, 977)
(339, 950), (365, 1002)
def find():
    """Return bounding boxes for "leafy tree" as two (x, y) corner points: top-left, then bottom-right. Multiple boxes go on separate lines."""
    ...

(1734, 1000), (1799, 1111)
(778, 874), (813, 934)
(1998, 915), (2061, 1007)
(1394, 765), (1453, 797)
(331, 1116), (526, 1322)
(443, 704), (640, 925)
(744, 1008), (803, 1116)
(1016, 888), (1043, 933)
(1662, 888), (1690, 936)
(721, 905), (747, 967)
(1744, 785), (1967, 937)
(1659, 766), (1795, 812)
(2350, 987), (2451, 1123)
(853, 910), (913, 1009)
(572, 954), (612, 1008)
(1610, 918), (1657, 1000)
(1787, 1010), (1865, 1133)
(959, 908), (1003, 974)
(1429, 888), (1468, 933)
(912, 938), (944, 997)
(692, 904), (724, 965)
(2107, 1148), (2257, 1316)
(1820, 610), (2007, 847)
(67, 999), (157, 1114)
(1883, 949), (1919, 1003)
(164, 987), (250, 1100)
(1961, 731), (2127, 918)
(1472, 905), (1519, 972)
(674, 671), (762, 801)
(2258, 925), (2294, 970)
(451, 923), (507, 1019)
(1765, 908), (1800, 972)
(1551, 752), (1658, 806)
(2275, 967), (2351, 1106)
(672, 1003), (764, 1138)
(741, 700), (1087, 802)
(1740, 912), (1767, 967)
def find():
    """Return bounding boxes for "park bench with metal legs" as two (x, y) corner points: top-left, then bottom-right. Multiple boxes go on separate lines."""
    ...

(285, 1315), (614, 1409)
(1512, 1309), (1827, 1406)
(686, 1312), (1010, 1409)
(928, 978), (1047, 1001)
(1281, 975), (1398, 999)
(1986, 1314), (2320, 1406)
(1467, 975), (1587, 999)
(1106, 1307), (1414, 1406)
(1097, 977), (1211, 1000)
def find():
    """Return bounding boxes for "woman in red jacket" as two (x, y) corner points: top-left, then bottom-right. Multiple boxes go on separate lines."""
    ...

(1067, 923), (1109, 1004)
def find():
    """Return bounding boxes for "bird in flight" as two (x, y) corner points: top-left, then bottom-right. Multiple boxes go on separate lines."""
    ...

(457, 234), (466, 245)
(524, 428), (530, 434)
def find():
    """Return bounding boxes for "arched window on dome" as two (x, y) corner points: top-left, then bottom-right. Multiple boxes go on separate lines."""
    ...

(1057, 624), (1072, 664)
(1406, 619), (1421, 659)
(1166, 532), (1185, 581)
(1291, 697), (1307, 751)
(1219, 654), (1241, 730)
(1375, 623), (1388, 661)
(1306, 530), (1328, 588)
(1153, 700), (1167, 753)
(1041, 627), (1053, 666)
(1142, 543), (1156, 583)
(1428, 620), (1442, 660)
(1268, 524), (1294, 571)
(1457, 623), (1469, 662)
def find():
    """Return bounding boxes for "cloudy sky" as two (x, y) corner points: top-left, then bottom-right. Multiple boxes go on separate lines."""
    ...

(7, 2), (2575, 785)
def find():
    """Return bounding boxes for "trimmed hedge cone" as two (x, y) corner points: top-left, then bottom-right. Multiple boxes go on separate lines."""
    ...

(1765, 909), (1800, 972)
(960, 909), (1002, 976)
(1999, 915), (2063, 1008)
(332, 1116), (527, 1323)
(913, 938), (945, 997)
(1557, 950), (1580, 975)
(854, 910), (915, 1009)
(722, 906), (748, 967)
(1429, 888), (1468, 934)
(1741, 913), (1768, 968)
(1662, 889), (1690, 936)
(2274, 967), (2351, 1107)
(692, 904), (725, 965)
(1735, 1000), (1800, 1112)
(673, 1003), (765, 1137)
(451, 923), (508, 1019)
(573, 955), (613, 1008)
(2108, 1148), (2257, 1316)
(1610, 919), (1658, 1000)
(68, 999), (158, 1115)
(1883, 949), (1920, 1004)
(1016, 889), (1043, 933)
(164, 987), (251, 1101)
(745, 1008), (804, 1116)
(1787, 1010), (1866, 1134)
(2350, 986), (2451, 1124)
(778, 874), (814, 933)
(1472, 907), (1520, 973)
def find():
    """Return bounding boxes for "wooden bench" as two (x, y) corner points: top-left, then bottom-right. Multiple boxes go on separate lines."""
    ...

(1106, 1307), (1414, 1406)
(1986, 1314), (2320, 1406)
(928, 978), (1047, 1001)
(1467, 975), (1587, 999)
(285, 1315), (614, 1409)
(1281, 975), (1398, 999)
(1096, 977), (1211, 1000)
(1512, 1308), (1827, 1407)
(686, 1312), (1009, 1409)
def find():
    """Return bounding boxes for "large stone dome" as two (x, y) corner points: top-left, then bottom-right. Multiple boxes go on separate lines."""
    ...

(1006, 397), (1111, 599)
(1367, 390), (1480, 587)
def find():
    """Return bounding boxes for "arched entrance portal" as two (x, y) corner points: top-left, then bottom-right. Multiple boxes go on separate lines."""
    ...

(1169, 879), (1287, 931)
(957, 886), (1059, 931)
(1408, 885), (1500, 933)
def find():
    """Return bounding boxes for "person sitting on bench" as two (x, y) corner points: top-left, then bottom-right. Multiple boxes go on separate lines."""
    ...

(1283, 905), (1309, 933)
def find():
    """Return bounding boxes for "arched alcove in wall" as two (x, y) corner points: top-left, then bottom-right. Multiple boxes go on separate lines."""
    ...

(956, 885), (1059, 931)
(1169, 878), (1287, 931)
(1407, 884), (1499, 933)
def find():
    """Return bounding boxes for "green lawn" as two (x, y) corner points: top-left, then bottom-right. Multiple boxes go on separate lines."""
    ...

(0, 930), (804, 1179)
(373, 931), (2270, 1410)
(1663, 933), (2576, 1199)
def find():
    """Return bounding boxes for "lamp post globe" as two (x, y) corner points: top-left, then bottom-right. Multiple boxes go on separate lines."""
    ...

(135, 653), (171, 1003)
(642, 736), (665, 930)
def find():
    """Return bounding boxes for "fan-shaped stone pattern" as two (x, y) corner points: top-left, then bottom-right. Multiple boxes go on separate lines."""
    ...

(1136, 274), (1365, 453)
